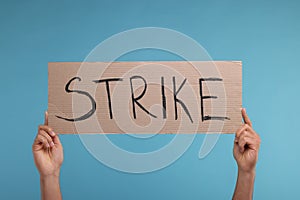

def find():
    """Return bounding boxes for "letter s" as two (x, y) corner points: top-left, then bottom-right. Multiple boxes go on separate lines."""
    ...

(56, 77), (96, 122)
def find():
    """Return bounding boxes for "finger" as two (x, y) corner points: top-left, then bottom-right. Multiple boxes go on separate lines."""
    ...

(39, 130), (55, 147)
(40, 135), (51, 148)
(238, 135), (249, 153)
(241, 108), (252, 127)
(39, 125), (55, 137)
(235, 124), (250, 139)
(238, 135), (260, 153)
(241, 137), (259, 152)
(34, 134), (50, 148)
(53, 134), (62, 146)
(238, 129), (257, 140)
(234, 125), (245, 142)
(44, 111), (48, 126)
(239, 124), (258, 138)
(246, 126), (259, 137)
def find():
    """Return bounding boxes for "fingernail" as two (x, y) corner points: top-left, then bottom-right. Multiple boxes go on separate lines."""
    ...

(50, 131), (55, 136)
(50, 141), (55, 147)
(46, 143), (50, 148)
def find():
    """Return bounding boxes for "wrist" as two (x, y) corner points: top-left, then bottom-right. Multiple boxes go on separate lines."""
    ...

(40, 173), (60, 191)
(237, 168), (256, 183)
(40, 171), (62, 200)
(40, 170), (60, 181)
(233, 169), (255, 200)
(238, 168), (256, 176)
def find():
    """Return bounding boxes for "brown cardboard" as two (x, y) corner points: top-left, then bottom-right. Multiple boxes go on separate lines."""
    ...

(48, 61), (242, 134)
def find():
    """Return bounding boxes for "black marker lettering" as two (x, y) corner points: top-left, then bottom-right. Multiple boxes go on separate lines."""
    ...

(93, 78), (123, 119)
(199, 78), (230, 121)
(172, 76), (193, 123)
(161, 76), (167, 119)
(130, 76), (157, 119)
(56, 77), (96, 122)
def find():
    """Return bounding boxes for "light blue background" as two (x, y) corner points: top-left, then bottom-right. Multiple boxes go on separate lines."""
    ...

(1, 0), (299, 199)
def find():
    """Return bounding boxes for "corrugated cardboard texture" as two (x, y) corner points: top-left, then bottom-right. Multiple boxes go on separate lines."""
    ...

(48, 61), (242, 134)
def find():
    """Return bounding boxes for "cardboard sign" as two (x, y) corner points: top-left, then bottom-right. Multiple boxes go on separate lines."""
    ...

(48, 61), (242, 134)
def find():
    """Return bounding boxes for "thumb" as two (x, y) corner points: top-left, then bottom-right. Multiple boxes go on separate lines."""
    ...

(44, 111), (48, 126)
(241, 108), (252, 127)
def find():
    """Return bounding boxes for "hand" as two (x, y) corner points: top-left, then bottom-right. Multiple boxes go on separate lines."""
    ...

(233, 108), (260, 173)
(32, 111), (63, 177)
